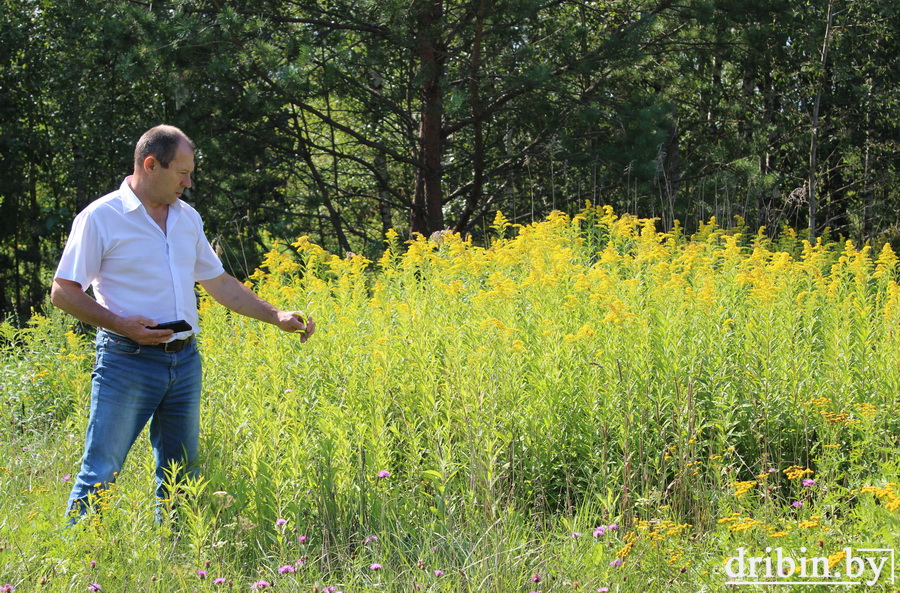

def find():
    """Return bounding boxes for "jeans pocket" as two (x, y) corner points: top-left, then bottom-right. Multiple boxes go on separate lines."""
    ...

(100, 335), (142, 355)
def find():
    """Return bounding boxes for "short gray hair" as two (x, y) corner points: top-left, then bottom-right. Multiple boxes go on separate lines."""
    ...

(134, 125), (195, 168)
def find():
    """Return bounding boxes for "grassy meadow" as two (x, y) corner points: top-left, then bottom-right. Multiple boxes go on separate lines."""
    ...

(2, 205), (900, 592)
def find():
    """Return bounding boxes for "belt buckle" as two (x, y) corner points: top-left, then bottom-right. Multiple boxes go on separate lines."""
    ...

(163, 338), (186, 353)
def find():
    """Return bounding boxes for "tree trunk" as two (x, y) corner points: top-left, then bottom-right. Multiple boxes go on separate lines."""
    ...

(411, 0), (445, 237)
(453, 0), (486, 236)
(863, 78), (873, 240)
(808, 0), (835, 240)
(371, 70), (394, 243)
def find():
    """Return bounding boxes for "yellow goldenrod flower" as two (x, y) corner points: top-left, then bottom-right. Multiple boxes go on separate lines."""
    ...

(733, 481), (757, 498)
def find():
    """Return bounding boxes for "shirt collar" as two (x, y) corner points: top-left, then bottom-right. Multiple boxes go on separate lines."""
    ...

(120, 177), (143, 213)
(120, 176), (184, 213)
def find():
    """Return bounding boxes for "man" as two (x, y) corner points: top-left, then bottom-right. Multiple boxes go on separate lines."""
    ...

(51, 124), (315, 522)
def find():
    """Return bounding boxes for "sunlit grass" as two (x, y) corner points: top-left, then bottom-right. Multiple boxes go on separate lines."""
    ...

(2, 205), (900, 591)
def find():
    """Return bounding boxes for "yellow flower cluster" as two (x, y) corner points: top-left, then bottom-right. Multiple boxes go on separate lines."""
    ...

(718, 514), (764, 533)
(798, 516), (823, 529)
(634, 519), (692, 542)
(854, 402), (878, 417)
(616, 530), (639, 560)
(718, 512), (829, 536)
(783, 466), (814, 481)
(733, 480), (757, 499)
(820, 411), (855, 425)
(859, 483), (900, 511)
(803, 397), (831, 408)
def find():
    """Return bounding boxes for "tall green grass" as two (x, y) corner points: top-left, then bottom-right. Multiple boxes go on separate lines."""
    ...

(2, 206), (900, 592)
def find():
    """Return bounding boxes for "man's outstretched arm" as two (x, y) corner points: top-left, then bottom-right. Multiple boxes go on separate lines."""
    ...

(198, 273), (315, 341)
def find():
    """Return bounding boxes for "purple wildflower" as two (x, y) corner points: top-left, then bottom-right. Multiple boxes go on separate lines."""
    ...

(1, 585), (14, 593)
(61, 474), (72, 482)
(802, 478), (817, 487)
(792, 500), (804, 508)
(275, 518), (287, 527)
(598, 588), (610, 592)
(370, 563), (383, 571)
(213, 578), (227, 585)
(610, 559), (623, 567)
(87, 585), (101, 592)
(593, 526), (606, 537)
(572, 531), (582, 538)
(278, 565), (295, 574)
(196, 570), (207, 579)
(434, 570), (444, 576)
(607, 523), (619, 531)
(377, 470), (391, 479)
(298, 535), (308, 543)
(531, 573), (542, 583)
(250, 581), (271, 589)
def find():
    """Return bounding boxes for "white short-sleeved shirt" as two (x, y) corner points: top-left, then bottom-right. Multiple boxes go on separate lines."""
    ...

(55, 176), (225, 338)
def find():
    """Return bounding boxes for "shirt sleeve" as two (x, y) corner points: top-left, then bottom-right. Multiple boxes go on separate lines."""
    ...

(193, 226), (226, 282)
(55, 210), (104, 290)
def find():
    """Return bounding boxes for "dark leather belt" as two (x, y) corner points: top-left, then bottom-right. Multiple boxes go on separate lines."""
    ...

(146, 335), (195, 353)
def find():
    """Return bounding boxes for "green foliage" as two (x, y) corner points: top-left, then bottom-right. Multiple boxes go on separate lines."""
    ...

(3, 208), (900, 591)
(3, 0), (900, 330)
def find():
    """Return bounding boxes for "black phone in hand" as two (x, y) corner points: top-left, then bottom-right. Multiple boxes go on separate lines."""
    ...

(147, 320), (193, 332)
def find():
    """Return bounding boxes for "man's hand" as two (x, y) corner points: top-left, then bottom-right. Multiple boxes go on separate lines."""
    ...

(118, 315), (175, 345)
(275, 311), (315, 343)
(200, 273), (317, 342)
(51, 278), (175, 344)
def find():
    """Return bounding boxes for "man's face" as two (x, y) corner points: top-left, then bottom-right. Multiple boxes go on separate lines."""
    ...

(148, 140), (194, 206)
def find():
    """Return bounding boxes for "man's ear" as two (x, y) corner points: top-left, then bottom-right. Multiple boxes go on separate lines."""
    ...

(143, 156), (158, 172)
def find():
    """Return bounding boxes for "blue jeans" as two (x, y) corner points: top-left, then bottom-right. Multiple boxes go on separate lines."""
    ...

(66, 330), (202, 522)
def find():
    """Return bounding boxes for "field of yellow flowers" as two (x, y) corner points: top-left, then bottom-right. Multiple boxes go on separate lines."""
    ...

(2, 205), (900, 592)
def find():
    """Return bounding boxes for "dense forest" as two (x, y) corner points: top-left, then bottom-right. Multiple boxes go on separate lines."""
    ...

(1, 0), (898, 320)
